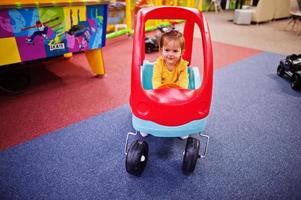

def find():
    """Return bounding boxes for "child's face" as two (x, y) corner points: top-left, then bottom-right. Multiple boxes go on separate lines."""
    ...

(161, 38), (182, 67)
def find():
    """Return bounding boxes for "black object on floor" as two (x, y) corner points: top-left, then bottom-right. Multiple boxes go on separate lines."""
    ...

(277, 54), (301, 91)
(0, 71), (31, 95)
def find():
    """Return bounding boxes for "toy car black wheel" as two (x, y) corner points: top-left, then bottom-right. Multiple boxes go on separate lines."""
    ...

(125, 140), (148, 176)
(182, 137), (200, 174)
(291, 73), (301, 90)
(145, 45), (153, 53)
(277, 65), (285, 77)
(145, 37), (155, 53)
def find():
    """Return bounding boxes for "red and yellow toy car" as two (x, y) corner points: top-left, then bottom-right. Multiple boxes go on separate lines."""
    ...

(125, 6), (213, 176)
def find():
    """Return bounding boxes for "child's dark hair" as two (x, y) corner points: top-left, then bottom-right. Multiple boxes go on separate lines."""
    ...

(159, 29), (185, 50)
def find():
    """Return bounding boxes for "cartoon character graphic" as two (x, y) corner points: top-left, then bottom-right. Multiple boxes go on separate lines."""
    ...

(66, 9), (92, 50)
(0, 15), (13, 37)
(22, 17), (59, 44)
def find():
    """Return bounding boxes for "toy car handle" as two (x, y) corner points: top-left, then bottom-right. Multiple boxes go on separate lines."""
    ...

(130, 6), (213, 126)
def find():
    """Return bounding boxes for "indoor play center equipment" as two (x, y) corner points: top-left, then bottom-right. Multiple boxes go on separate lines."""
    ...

(0, 0), (108, 76)
(125, 6), (213, 176)
(106, 0), (199, 39)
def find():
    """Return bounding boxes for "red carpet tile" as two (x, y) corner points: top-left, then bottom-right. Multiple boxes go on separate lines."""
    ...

(0, 36), (261, 150)
(212, 41), (261, 69)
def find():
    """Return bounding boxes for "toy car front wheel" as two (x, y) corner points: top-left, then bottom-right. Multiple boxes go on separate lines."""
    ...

(182, 137), (200, 174)
(291, 74), (301, 90)
(125, 140), (148, 176)
(277, 65), (285, 77)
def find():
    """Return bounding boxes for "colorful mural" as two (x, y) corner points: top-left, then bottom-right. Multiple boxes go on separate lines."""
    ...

(0, 4), (107, 66)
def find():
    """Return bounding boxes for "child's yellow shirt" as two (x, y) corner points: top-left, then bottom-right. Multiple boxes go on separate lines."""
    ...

(152, 56), (189, 89)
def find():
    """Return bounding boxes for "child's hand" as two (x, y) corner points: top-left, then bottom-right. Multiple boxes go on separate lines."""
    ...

(158, 83), (181, 89)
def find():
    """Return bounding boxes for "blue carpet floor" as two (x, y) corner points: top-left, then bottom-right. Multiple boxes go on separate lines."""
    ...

(1, 52), (301, 200)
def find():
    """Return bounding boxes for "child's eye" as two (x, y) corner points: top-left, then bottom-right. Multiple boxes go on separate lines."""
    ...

(173, 50), (179, 53)
(164, 49), (170, 52)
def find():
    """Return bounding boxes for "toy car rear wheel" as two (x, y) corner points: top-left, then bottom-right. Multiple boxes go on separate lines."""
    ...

(291, 74), (301, 90)
(126, 140), (148, 176)
(182, 137), (200, 174)
(277, 65), (285, 77)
